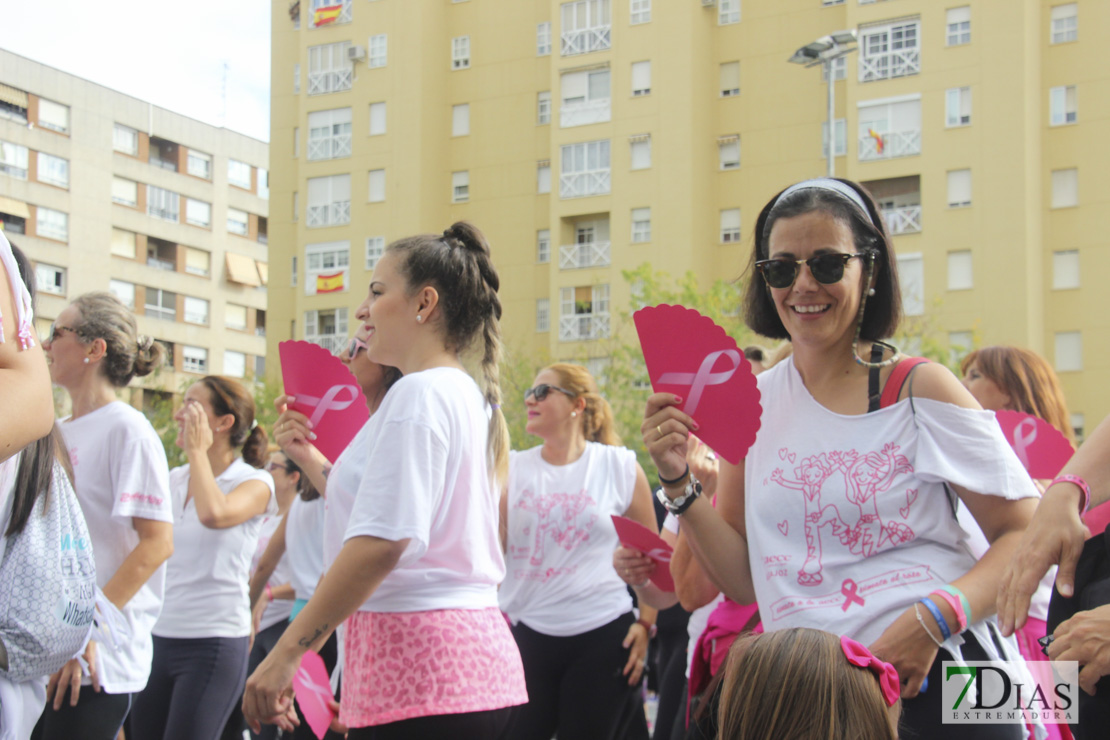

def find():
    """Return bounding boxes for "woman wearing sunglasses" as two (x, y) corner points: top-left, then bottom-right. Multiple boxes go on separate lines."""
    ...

(499, 363), (656, 740)
(35, 292), (173, 740)
(643, 178), (1041, 739)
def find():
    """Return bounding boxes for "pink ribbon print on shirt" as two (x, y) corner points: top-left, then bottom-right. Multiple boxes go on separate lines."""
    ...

(509, 489), (597, 582)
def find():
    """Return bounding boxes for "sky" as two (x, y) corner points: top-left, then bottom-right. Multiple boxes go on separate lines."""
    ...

(4, 0), (272, 141)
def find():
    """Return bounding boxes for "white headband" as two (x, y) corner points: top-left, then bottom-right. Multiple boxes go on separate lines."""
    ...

(763, 178), (878, 244)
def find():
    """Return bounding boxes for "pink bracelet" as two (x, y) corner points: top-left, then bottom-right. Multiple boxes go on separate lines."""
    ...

(265, 583), (273, 601)
(930, 589), (967, 633)
(1050, 474), (1092, 516)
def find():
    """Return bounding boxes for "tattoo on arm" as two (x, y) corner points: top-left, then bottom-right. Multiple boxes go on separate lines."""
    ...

(298, 624), (328, 648)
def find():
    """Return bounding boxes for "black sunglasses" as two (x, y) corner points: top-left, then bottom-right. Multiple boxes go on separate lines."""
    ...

(524, 384), (576, 402)
(46, 322), (80, 344)
(755, 252), (872, 290)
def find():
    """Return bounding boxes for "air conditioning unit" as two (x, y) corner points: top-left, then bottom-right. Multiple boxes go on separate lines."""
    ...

(701, 0), (716, 6)
(347, 45), (366, 62)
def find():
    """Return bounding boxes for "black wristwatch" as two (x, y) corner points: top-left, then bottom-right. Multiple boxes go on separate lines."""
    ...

(656, 476), (702, 516)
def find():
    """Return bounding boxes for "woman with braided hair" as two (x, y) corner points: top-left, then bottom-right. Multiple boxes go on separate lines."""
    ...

(243, 222), (526, 739)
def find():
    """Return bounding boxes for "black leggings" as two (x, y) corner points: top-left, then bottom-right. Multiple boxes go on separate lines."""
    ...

(347, 707), (512, 740)
(31, 688), (132, 740)
(506, 612), (650, 740)
(131, 635), (250, 740)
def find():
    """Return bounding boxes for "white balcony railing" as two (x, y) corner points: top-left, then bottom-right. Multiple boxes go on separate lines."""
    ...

(306, 201), (351, 228)
(559, 314), (610, 342)
(311, 335), (346, 354)
(559, 169), (611, 199)
(307, 68), (353, 95)
(312, 0), (352, 27)
(307, 133), (352, 161)
(859, 49), (920, 83)
(881, 205), (922, 235)
(561, 25), (611, 56)
(146, 257), (176, 272)
(559, 241), (611, 269)
(858, 130), (921, 161)
(560, 99), (611, 128)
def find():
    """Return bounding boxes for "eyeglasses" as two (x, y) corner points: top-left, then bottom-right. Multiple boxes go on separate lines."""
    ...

(265, 461), (289, 473)
(755, 252), (871, 290)
(524, 384), (576, 402)
(45, 322), (79, 344)
(345, 336), (368, 358)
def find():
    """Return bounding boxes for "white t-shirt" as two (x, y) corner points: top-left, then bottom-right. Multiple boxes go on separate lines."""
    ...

(498, 442), (637, 637)
(285, 495), (327, 601)
(155, 458), (276, 638)
(323, 417), (379, 570)
(343, 367), (504, 612)
(60, 402), (173, 694)
(253, 514), (293, 631)
(745, 360), (1040, 646)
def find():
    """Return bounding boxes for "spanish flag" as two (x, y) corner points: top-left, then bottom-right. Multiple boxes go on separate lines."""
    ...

(316, 271), (345, 293)
(314, 4), (342, 26)
(868, 128), (885, 155)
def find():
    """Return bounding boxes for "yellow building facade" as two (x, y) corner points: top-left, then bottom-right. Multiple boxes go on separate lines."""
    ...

(269, 0), (1108, 438)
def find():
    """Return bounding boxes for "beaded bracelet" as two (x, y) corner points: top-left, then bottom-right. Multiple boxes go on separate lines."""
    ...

(939, 584), (972, 628)
(931, 589), (968, 633)
(919, 597), (951, 641)
(1050, 474), (1092, 516)
(914, 602), (945, 648)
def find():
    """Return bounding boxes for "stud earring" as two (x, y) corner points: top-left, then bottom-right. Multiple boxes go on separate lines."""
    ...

(416, 315), (423, 323)
(83, 357), (89, 364)
(868, 288), (876, 296)
(571, 411), (577, 417)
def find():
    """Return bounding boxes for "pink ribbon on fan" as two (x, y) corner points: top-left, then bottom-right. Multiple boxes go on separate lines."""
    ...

(840, 635), (901, 707)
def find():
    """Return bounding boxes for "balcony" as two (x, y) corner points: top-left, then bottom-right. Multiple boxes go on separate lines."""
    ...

(881, 205), (921, 235)
(146, 257), (175, 271)
(859, 130), (921, 161)
(560, 99), (611, 128)
(561, 25), (611, 56)
(559, 313), (610, 342)
(859, 49), (920, 83)
(312, 335), (346, 354)
(560, 169), (610, 199)
(306, 201), (351, 228)
(307, 133), (352, 161)
(559, 241), (611, 269)
(307, 68), (353, 95)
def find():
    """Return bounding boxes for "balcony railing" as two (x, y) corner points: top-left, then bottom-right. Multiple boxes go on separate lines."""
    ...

(146, 257), (176, 271)
(144, 307), (175, 322)
(559, 313), (610, 342)
(311, 335), (346, 354)
(559, 241), (611, 269)
(307, 133), (352, 161)
(858, 130), (921, 161)
(306, 201), (351, 228)
(559, 169), (611, 199)
(859, 49), (920, 83)
(307, 68), (353, 95)
(881, 205), (922, 235)
(560, 99), (611, 128)
(255, 327), (267, 337)
(561, 25), (611, 56)
(149, 156), (178, 172)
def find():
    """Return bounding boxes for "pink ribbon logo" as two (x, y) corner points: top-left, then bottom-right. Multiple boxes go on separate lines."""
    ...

(840, 578), (865, 612)
(297, 384), (361, 429)
(657, 350), (742, 416)
(645, 547), (672, 564)
(1010, 416), (1038, 471)
(295, 666), (334, 710)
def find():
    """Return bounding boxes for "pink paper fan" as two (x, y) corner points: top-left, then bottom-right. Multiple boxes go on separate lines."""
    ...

(611, 515), (675, 592)
(279, 340), (370, 463)
(995, 410), (1075, 480)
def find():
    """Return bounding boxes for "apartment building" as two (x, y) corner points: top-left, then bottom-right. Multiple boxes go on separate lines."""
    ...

(268, 0), (1109, 436)
(0, 50), (269, 407)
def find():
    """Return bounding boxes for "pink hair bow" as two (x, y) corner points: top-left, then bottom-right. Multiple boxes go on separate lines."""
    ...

(840, 635), (901, 707)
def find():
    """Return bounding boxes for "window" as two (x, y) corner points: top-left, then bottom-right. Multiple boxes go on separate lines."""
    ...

(1051, 168), (1078, 208)
(947, 169), (972, 207)
(822, 119), (847, 157)
(368, 34), (388, 68)
(228, 159), (253, 188)
(947, 251), (973, 291)
(111, 229), (137, 259)
(111, 177), (138, 207)
(452, 36), (470, 69)
(452, 104), (470, 136)
(859, 20), (920, 82)
(719, 62), (740, 97)
(536, 299), (550, 332)
(1051, 3), (1077, 44)
(630, 0), (650, 24)
(631, 207), (651, 243)
(291, 255), (298, 287)
(898, 254), (924, 316)
(307, 174), (351, 227)
(1055, 332), (1082, 372)
(0, 86), (27, 124)
(559, 139), (610, 198)
(452, 171), (470, 203)
(537, 229), (551, 263)
(37, 98), (69, 134)
(369, 102), (386, 135)
(303, 308), (349, 353)
(718, 0), (739, 25)
(537, 161), (551, 194)
(183, 346), (208, 374)
(368, 169), (386, 202)
(631, 61), (651, 96)
(0, 141), (28, 179)
(294, 63), (301, 94)
(1071, 413), (1085, 443)
(36, 152), (68, 188)
(537, 22), (552, 55)
(310, 0), (352, 26)
(718, 135), (740, 170)
(946, 7), (971, 46)
(1050, 85), (1077, 125)
(366, 236), (385, 270)
(305, 242), (351, 296)
(308, 41), (353, 93)
(1053, 250), (1079, 289)
(185, 247), (210, 276)
(822, 56), (846, 82)
(720, 209), (741, 243)
(187, 150), (212, 179)
(293, 192), (299, 221)
(948, 331), (973, 366)
(561, 68), (610, 126)
(34, 263), (65, 296)
(537, 91), (551, 124)
(258, 169), (269, 200)
(307, 108), (353, 160)
(561, 0), (612, 56)
(558, 284), (610, 341)
(108, 279), (135, 309)
(226, 304), (248, 331)
(36, 207), (68, 241)
(224, 351), (246, 379)
(186, 198), (212, 228)
(184, 296), (209, 325)
(227, 208), (250, 236)
(858, 96), (922, 160)
(946, 87), (972, 127)
(113, 123), (138, 155)
(630, 134), (651, 170)
(145, 288), (177, 321)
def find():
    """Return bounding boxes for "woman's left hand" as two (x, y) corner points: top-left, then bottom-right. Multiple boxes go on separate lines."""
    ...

(621, 622), (650, 687)
(613, 546), (654, 588)
(242, 647), (299, 734)
(181, 400), (213, 455)
(1047, 603), (1110, 695)
(869, 604), (940, 699)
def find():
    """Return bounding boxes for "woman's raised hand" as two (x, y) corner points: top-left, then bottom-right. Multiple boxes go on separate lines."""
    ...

(273, 394), (316, 467)
(641, 393), (696, 481)
(181, 400), (213, 455)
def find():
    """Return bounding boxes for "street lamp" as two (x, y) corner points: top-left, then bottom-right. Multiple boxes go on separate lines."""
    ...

(788, 30), (858, 178)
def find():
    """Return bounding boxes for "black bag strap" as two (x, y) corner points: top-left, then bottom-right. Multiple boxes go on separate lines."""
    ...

(866, 344), (884, 413)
